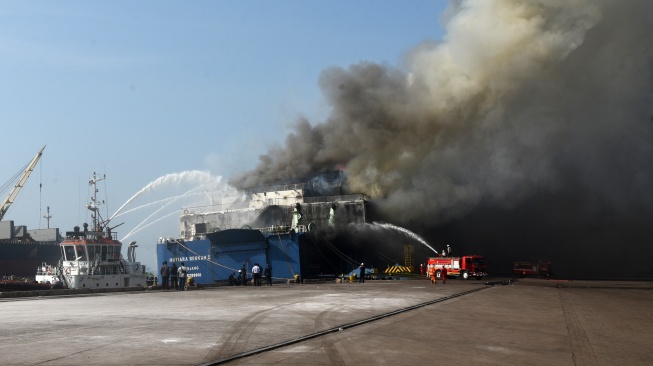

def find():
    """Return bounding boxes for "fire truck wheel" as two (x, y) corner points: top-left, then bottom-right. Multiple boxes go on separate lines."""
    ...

(461, 271), (469, 280)
(476, 276), (483, 280)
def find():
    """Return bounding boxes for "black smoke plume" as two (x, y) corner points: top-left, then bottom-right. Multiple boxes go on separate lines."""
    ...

(231, 1), (653, 278)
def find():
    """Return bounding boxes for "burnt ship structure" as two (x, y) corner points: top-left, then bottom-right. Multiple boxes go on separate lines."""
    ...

(157, 172), (407, 284)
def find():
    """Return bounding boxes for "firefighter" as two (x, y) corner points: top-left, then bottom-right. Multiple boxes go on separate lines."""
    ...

(441, 266), (447, 284)
(429, 265), (437, 284)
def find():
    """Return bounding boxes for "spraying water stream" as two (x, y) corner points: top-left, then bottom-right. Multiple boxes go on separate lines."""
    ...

(363, 222), (439, 255)
(110, 170), (217, 221)
(109, 170), (226, 269)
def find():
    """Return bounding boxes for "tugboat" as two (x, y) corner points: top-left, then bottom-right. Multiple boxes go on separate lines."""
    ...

(35, 173), (147, 289)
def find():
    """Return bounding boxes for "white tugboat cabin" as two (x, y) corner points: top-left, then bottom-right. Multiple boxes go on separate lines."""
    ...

(35, 173), (147, 289)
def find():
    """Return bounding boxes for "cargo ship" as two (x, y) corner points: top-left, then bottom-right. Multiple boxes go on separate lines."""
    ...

(0, 146), (62, 280)
(0, 223), (62, 279)
(157, 171), (417, 285)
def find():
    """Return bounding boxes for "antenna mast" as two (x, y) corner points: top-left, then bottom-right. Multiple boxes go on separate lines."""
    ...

(43, 206), (52, 229)
(85, 172), (106, 231)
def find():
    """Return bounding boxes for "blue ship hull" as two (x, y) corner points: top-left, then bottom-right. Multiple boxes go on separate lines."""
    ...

(157, 229), (301, 285)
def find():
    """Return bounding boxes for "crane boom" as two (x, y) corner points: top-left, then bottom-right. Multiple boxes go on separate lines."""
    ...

(0, 145), (46, 221)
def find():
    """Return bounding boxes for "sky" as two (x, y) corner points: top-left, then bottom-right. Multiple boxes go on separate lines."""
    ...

(0, 1), (448, 272)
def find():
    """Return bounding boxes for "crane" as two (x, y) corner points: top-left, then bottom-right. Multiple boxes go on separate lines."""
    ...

(0, 145), (46, 222)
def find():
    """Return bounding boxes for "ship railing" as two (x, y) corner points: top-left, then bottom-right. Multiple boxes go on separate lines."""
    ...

(258, 225), (292, 234)
(0, 238), (59, 245)
(89, 255), (102, 275)
(243, 183), (308, 195)
(256, 224), (310, 234)
(303, 194), (368, 203)
(65, 230), (117, 240)
(182, 194), (368, 216)
(57, 260), (72, 289)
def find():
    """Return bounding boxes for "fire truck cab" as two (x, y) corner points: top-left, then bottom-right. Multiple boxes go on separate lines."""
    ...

(427, 255), (487, 280)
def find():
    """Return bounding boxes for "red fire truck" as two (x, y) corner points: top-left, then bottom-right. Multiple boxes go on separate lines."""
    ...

(512, 261), (552, 278)
(427, 255), (487, 280)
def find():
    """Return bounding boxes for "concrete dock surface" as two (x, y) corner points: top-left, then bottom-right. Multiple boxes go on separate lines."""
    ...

(1, 278), (651, 365)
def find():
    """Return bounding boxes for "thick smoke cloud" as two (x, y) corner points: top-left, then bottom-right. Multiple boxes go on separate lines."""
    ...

(231, 1), (653, 276)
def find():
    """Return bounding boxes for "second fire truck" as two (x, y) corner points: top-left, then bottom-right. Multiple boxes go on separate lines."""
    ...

(427, 255), (487, 280)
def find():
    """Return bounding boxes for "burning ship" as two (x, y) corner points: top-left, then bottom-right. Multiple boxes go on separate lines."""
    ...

(156, 171), (408, 284)
(0, 146), (62, 279)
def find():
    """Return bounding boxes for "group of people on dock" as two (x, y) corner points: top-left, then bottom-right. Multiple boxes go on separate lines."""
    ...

(160, 261), (275, 289)
(159, 261), (188, 290)
(228, 263), (273, 286)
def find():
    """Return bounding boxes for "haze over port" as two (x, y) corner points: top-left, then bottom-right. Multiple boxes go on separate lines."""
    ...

(2, 1), (652, 278)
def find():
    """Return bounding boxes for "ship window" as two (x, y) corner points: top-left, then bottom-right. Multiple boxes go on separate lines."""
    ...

(63, 246), (76, 261)
(75, 245), (88, 261)
(87, 245), (97, 261)
(107, 245), (114, 261)
(101, 245), (108, 260)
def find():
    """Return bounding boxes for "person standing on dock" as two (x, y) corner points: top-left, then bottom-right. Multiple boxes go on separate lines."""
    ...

(170, 263), (178, 291)
(252, 263), (262, 286)
(236, 270), (242, 286)
(429, 265), (437, 284)
(441, 266), (447, 284)
(358, 263), (365, 283)
(241, 264), (248, 286)
(178, 262), (188, 290)
(160, 261), (170, 290)
(264, 264), (273, 286)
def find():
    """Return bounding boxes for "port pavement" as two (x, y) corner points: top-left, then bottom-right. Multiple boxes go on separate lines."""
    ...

(0, 278), (651, 365)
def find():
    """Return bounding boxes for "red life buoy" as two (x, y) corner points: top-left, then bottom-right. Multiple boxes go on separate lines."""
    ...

(65, 267), (71, 274)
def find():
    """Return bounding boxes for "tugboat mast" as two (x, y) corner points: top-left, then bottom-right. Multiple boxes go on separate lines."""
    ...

(85, 172), (106, 232)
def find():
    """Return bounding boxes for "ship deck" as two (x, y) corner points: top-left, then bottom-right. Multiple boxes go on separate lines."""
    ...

(1, 278), (651, 365)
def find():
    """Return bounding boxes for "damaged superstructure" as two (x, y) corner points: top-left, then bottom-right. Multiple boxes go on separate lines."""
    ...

(179, 171), (368, 240)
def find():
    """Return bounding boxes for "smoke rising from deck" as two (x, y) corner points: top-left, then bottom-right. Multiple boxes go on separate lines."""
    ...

(231, 1), (653, 276)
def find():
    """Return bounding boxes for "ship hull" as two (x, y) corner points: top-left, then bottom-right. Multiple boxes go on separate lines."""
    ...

(157, 229), (301, 285)
(0, 242), (61, 278)
(65, 274), (147, 289)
